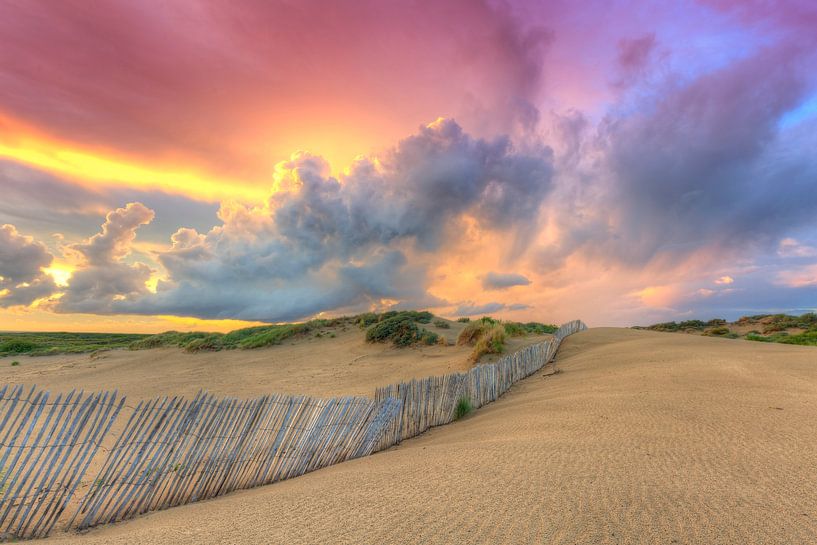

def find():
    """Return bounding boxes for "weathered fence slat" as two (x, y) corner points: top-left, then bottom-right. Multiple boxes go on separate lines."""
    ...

(0, 387), (123, 539)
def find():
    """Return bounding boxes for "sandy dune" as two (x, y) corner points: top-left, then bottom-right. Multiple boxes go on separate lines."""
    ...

(0, 325), (549, 399)
(46, 328), (817, 544)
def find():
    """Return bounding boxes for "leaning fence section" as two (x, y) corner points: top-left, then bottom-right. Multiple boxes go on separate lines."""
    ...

(71, 392), (400, 530)
(0, 385), (124, 539)
(373, 319), (586, 450)
(0, 318), (584, 539)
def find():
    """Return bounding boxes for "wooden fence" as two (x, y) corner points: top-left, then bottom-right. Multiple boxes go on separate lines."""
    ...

(0, 386), (124, 539)
(373, 319), (586, 449)
(71, 393), (400, 530)
(0, 319), (585, 539)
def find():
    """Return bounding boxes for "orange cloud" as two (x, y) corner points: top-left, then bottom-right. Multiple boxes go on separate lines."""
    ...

(0, 114), (266, 203)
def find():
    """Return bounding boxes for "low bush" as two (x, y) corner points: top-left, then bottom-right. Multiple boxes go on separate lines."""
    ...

(705, 326), (731, 336)
(357, 313), (379, 328)
(0, 340), (38, 354)
(10, 361), (19, 366)
(433, 319), (450, 329)
(456, 317), (470, 323)
(420, 329), (440, 345)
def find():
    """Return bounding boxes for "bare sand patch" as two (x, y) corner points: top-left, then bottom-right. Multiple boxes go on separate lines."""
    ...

(43, 327), (817, 544)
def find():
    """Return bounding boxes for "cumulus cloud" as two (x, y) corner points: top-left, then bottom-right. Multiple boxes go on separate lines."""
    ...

(56, 203), (155, 314)
(0, 224), (57, 307)
(482, 272), (531, 290)
(45, 119), (554, 322)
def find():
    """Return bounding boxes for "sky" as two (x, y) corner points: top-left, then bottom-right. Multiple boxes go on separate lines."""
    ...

(1, 0), (816, 332)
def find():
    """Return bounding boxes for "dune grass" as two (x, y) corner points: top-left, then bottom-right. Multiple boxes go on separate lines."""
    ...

(454, 396), (473, 419)
(455, 317), (556, 362)
(0, 332), (149, 356)
(129, 318), (354, 353)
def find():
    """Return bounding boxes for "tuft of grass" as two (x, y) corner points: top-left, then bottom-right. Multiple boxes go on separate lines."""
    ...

(470, 325), (507, 362)
(454, 396), (473, 419)
(10, 361), (19, 366)
(456, 317), (470, 323)
(457, 321), (508, 361)
(457, 322), (485, 346)
(433, 319), (450, 329)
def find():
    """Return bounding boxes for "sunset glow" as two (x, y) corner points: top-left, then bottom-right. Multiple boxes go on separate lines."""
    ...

(1, 0), (816, 332)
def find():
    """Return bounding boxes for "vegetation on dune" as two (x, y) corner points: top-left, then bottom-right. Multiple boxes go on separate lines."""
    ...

(364, 311), (439, 347)
(456, 317), (471, 323)
(745, 330), (817, 346)
(637, 313), (817, 346)
(1, 309), (560, 357)
(457, 318), (508, 362)
(503, 321), (558, 336)
(130, 318), (354, 353)
(456, 317), (556, 362)
(0, 332), (148, 356)
(454, 396), (473, 419)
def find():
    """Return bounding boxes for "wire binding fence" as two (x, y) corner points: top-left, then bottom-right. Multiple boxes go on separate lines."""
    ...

(0, 386), (124, 539)
(71, 393), (400, 530)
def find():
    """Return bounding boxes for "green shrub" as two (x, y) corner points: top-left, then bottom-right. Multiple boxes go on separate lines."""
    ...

(10, 361), (19, 366)
(503, 322), (526, 336)
(456, 317), (470, 323)
(522, 322), (558, 334)
(679, 320), (706, 330)
(745, 333), (771, 342)
(454, 396), (473, 419)
(366, 315), (420, 347)
(706, 326), (731, 336)
(0, 340), (38, 354)
(433, 319), (450, 329)
(357, 313), (378, 327)
(420, 329), (440, 345)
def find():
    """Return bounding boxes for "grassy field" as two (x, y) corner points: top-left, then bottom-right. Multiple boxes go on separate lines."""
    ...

(635, 313), (817, 346)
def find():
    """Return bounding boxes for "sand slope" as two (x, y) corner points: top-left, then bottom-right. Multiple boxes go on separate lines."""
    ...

(0, 326), (549, 399)
(47, 328), (817, 544)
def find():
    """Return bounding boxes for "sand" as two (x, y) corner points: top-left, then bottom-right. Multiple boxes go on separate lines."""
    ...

(42, 328), (817, 544)
(0, 324), (549, 399)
